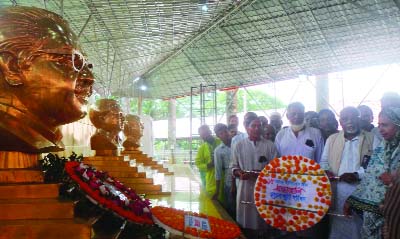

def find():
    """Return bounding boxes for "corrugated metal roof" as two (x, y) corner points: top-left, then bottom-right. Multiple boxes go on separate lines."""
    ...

(2, 0), (400, 99)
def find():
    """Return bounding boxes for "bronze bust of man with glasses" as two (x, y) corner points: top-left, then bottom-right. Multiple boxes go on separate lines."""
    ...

(0, 6), (94, 153)
(89, 99), (124, 156)
(122, 114), (143, 151)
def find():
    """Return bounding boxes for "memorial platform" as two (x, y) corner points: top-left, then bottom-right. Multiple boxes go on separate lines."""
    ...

(0, 152), (91, 239)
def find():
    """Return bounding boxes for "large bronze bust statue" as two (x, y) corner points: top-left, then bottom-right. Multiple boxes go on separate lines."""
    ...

(89, 99), (124, 154)
(0, 7), (94, 153)
(122, 114), (143, 151)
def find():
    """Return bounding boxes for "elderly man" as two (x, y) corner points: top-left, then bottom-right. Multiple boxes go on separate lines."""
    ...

(195, 125), (221, 196)
(305, 111), (319, 128)
(275, 102), (324, 163)
(358, 105), (382, 146)
(358, 105), (375, 132)
(0, 7), (94, 154)
(213, 123), (234, 217)
(318, 109), (339, 143)
(321, 107), (376, 239)
(274, 102), (325, 238)
(269, 111), (283, 132)
(231, 114), (277, 238)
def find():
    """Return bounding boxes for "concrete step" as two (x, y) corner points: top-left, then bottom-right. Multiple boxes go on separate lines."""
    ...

(107, 171), (146, 178)
(84, 156), (124, 161)
(83, 160), (130, 167)
(0, 198), (74, 220)
(124, 183), (161, 192)
(137, 190), (171, 196)
(134, 158), (158, 166)
(0, 183), (59, 199)
(91, 165), (138, 173)
(121, 178), (154, 184)
(135, 160), (173, 175)
(0, 219), (91, 239)
(0, 169), (43, 183)
(162, 171), (174, 176)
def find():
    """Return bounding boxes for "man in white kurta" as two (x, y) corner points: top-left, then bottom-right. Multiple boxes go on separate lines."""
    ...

(274, 102), (325, 238)
(320, 107), (375, 239)
(231, 115), (278, 236)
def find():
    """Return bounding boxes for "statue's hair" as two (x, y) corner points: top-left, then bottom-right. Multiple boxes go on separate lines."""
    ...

(89, 99), (121, 129)
(0, 7), (74, 85)
(0, 6), (68, 55)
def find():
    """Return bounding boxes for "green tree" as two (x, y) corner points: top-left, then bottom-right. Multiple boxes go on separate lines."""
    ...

(235, 89), (286, 112)
(129, 88), (285, 120)
(129, 98), (169, 120)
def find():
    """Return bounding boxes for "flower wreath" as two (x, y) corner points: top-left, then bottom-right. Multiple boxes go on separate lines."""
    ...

(254, 155), (332, 232)
(65, 161), (153, 224)
(151, 206), (241, 239)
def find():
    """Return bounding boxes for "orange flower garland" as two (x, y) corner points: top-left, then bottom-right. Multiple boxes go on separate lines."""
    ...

(254, 155), (332, 232)
(151, 206), (241, 239)
(65, 161), (153, 225)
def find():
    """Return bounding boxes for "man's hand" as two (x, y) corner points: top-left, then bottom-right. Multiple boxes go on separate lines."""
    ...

(207, 162), (214, 169)
(325, 170), (336, 180)
(340, 172), (359, 183)
(379, 172), (394, 186)
(239, 171), (250, 180)
(343, 201), (352, 217)
(249, 171), (260, 180)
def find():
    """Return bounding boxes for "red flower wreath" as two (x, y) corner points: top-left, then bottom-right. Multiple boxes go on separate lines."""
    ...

(65, 161), (153, 224)
(151, 206), (241, 239)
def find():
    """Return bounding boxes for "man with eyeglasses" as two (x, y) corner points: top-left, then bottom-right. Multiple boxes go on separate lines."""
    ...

(0, 6), (94, 153)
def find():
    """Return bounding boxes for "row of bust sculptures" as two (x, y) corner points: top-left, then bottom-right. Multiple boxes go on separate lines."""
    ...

(0, 6), (142, 154)
(90, 99), (143, 153)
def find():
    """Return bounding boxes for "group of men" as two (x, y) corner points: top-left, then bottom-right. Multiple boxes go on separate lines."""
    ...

(195, 94), (399, 239)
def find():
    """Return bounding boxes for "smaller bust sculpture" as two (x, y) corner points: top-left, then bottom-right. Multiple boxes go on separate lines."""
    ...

(122, 114), (143, 151)
(89, 99), (124, 155)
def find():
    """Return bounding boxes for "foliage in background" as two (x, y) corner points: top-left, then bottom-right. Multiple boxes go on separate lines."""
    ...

(154, 138), (202, 151)
(236, 89), (286, 112)
(39, 152), (83, 183)
(129, 88), (286, 120)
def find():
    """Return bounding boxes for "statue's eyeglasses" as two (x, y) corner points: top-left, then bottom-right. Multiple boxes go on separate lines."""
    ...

(38, 48), (92, 72)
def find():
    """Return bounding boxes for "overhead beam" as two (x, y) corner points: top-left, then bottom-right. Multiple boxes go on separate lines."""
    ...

(142, 0), (259, 79)
(78, 14), (92, 39)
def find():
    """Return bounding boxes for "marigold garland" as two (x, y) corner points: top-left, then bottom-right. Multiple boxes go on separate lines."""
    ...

(254, 155), (332, 232)
(151, 206), (241, 239)
(65, 161), (153, 224)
